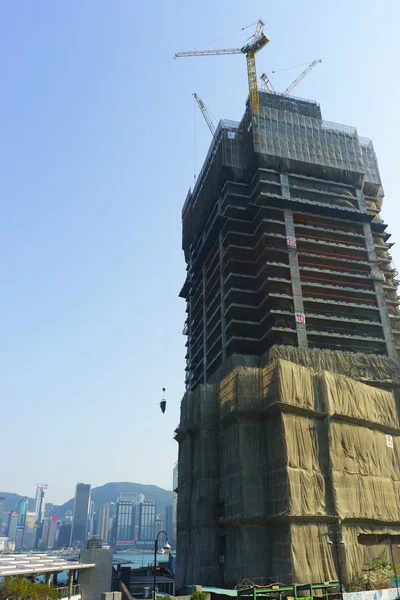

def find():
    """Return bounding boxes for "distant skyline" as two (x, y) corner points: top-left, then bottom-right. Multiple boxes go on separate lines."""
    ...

(1, 0), (400, 503)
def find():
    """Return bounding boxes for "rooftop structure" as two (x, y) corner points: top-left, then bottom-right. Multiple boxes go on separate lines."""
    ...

(177, 91), (400, 588)
(0, 553), (95, 577)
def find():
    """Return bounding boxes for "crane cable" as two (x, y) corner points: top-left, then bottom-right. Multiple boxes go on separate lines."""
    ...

(191, 21), (257, 52)
(270, 60), (320, 74)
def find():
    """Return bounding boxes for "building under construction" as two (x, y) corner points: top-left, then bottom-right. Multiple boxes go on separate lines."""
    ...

(176, 91), (400, 588)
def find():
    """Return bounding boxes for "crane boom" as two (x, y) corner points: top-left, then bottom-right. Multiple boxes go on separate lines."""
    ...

(175, 48), (241, 58)
(283, 59), (322, 96)
(194, 93), (216, 136)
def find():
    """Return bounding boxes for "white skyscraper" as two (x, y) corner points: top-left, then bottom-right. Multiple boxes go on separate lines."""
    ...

(35, 484), (47, 524)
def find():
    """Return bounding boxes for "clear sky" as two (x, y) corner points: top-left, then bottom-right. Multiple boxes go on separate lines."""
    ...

(1, 0), (400, 505)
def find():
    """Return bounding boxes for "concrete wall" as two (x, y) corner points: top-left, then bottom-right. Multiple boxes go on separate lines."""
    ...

(79, 548), (113, 600)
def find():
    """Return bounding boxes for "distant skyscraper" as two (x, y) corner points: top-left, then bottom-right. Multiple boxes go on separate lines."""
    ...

(57, 523), (72, 548)
(138, 501), (156, 541)
(16, 496), (28, 527)
(165, 505), (174, 546)
(44, 502), (54, 520)
(96, 504), (109, 542)
(115, 500), (135, 546)
(137, 494), (145, 504)
(6, 512), (18, 543)
(23, 512), (36, 549)
(39, 521), (50, 548)
(0, 497), (5, 526)
(70, 483), (91, 547)
(35, 484), (47, 524)
(64, 510), (73, 523)
(89, 501), (95, 537)
(155, 518), (162, 538)
(47, 516), (57, 549)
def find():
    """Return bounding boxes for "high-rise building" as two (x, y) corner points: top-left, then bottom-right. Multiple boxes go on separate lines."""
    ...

(35, 484), (47, 524)
(57, 523), (72, 548)
(0, 497), (5, 527)
(44, 503), (54, 520)
(137, 494), (145, 504)
(23, 512), (36, 549)
(6, 512), (18, 543)
(16, 496), (28, 527)
(47, 516), (57, 549)
(165, 505), (174, 547)
(70, 483), (91, 547)
(177, 91), (400, 587)
(138, 501), (155, 541)
(96, 504), (110, 542)
(115, 500), (135, 547)
(88, 501), (95, 537)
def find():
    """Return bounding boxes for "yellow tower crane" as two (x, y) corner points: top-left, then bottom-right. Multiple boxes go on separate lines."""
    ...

(260, 59), (322, 95)
(193, 93), (216, 136)
(175, 20), (270, 113)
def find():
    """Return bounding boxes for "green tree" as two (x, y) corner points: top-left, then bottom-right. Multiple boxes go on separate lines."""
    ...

(190, 592), (209, 600)
(0, 578), (58, 600)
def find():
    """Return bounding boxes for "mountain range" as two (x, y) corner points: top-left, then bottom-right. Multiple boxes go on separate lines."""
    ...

(0, 482), (174, 518)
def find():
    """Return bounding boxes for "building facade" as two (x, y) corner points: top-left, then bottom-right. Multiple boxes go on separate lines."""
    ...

(177, 91), (400, 587)
(47, 516), (58, 549)
(138, 501), (156, 542)
(35, 484), (47, 525)
(6, 513), (18, 543)
(70, 483), (91, 547)
(16, 496), (28, 527)
(23, 512), (37, 549)
(96, 504), (110, 542)
(57, 523), (72, 548)
(115, 500), (135, 547)
(0, 497), (5, 529)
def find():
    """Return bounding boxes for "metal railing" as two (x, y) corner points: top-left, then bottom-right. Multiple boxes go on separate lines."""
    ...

(56, 584), (81, 599)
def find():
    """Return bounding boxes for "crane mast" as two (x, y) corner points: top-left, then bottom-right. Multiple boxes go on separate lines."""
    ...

(260, 72), (275, 93)
(193, 93), (216, 136)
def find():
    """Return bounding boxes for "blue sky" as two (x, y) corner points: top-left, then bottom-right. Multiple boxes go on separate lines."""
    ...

(1, 0), (400, 505)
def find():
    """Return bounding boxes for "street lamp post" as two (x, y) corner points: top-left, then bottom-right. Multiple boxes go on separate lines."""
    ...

(153, 530), (171, 600)
(328, 535), (345, 600)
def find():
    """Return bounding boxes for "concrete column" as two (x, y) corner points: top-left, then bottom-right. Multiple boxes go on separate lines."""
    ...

(79, 548), (113, 600)
(67, 569), (74, 598)
(187, 263), (192, 392)
(363, 222), (397, 360)
(202, 265), (207, 383)
(280, 173), (290, 198)
(45, 573), (51, 586)
(281, 175), (308, 348)
(355, 188), (367, 212)
(219, 231), (226, 362)
(53, 573), (58, 586)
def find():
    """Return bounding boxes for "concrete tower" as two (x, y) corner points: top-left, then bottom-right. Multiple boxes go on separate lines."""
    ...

(176, 92), (400, 588)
